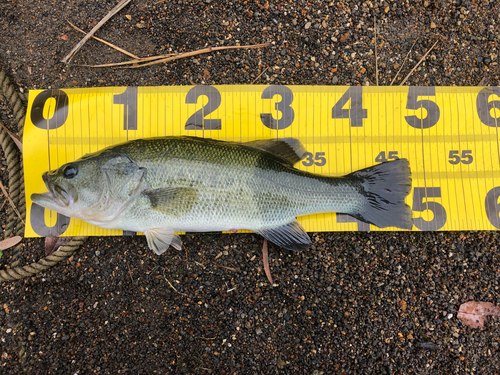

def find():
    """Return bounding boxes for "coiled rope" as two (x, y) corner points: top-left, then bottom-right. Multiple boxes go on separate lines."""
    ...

(0, 66), (87, 282)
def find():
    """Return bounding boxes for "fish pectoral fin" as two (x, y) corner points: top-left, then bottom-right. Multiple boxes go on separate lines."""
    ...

(244, 138), (306, 166)
(257, 219), (311, 252)
(145, 228), (182, 255)
(102, 155), (146, 201)
(143, 187), (197, 217)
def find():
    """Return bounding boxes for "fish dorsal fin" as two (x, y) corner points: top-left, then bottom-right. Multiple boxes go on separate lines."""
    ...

(257, 219), (311, 251)
(142, 187), (197, 217)
(145, 228), (182, 255)
(244, 138), (306, 166)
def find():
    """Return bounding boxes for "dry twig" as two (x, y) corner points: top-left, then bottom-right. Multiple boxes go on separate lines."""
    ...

(251, 66), (270, 84)
(214, 264), (240, 272)
(399, 39), (439, 86)
(80, 43), (270, 68)
(0, 180), (24, 224)
(67, 20), (139, 59)
(62, 0), (133, 63)
(390, 40), (417, 86)
(162, 274), (187, 296)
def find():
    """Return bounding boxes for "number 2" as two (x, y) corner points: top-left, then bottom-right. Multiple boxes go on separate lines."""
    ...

(185, 86), (222, 130)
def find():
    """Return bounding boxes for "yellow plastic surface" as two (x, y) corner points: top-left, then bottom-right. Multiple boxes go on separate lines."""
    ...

(24, 85), (500, 237)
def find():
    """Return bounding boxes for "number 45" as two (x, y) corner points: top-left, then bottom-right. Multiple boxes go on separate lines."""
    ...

(375, 151), (399, 163)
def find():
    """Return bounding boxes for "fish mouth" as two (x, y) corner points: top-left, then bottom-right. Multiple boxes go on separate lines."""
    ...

(31, 172), (70, 209)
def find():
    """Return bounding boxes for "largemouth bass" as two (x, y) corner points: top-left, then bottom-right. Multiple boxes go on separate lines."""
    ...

(31, 136), (412, 254)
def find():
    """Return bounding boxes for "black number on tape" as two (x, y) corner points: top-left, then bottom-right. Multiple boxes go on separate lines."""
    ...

(30, 203), (70, 237)
(448, 150), (473, 165)
(412, 187), (447, 230)
(113, 87), (138, 130)
(476, 87), (500, 127)
(185, 86), (222, 130)
(405, 86), (440, 129)
(31, 89), (69, 130)
(375, 151), (399, 163)
(331, 86), (367, 127)
(260, 85), (295, 129)
(336, 213), (370, 231)
(302, 152), (326, 167)
(485, 187), (500, 229)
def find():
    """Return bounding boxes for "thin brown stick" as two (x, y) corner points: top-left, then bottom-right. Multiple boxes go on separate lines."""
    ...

(62, 0), (133, 63)
(262, 239), (273, 285)
(0, 198), (7, 212)
(0, 180), (24, 224)
(374, 16), (378, 86)
(81, 43), (271, 68)
(390, 40), (417, 86)
(251, 66), (270, 84)
(67, 20), (139, 59)
(127, 263), (134, 284)
(214, 264), (240, 272)
(162, 275), (187, 296)
(399, 39), (439, 86)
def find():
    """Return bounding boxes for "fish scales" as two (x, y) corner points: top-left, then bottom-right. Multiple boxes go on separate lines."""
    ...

(111, 137), (361, 231)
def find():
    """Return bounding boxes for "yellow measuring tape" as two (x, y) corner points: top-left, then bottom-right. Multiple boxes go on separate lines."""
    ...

(23, 85), (500, 237)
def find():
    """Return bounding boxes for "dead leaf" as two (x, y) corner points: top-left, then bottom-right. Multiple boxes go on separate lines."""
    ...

(0, 122), (22, 152)
(0, 236), (22, 251)
(262, 239), (273, 285)
(202, 68), (210, 80)
(340, 30), (350, 43)
(457, 301), (500, 329)
(45, 236), (73, 256)
(61, 34), (69, 41)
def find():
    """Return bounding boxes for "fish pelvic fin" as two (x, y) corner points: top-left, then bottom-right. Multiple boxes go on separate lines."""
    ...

(257, 219), (311, 251)
(145, 228), (182, 255)
(348, 159), (412, 230)
(244, 138), (306, 166)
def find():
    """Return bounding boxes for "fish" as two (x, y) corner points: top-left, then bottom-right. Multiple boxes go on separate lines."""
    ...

(31, 136), (412, 254)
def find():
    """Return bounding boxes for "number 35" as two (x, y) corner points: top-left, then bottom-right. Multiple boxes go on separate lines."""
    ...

(302, 152), (326, 167)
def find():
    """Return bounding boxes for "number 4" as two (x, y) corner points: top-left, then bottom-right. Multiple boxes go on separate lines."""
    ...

(332, 87), (367, 127)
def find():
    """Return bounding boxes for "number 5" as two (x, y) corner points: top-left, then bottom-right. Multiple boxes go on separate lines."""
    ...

(412, 187), (447, 230)
(405, 87), (440, 129)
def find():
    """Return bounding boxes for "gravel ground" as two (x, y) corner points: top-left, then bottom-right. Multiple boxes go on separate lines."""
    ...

(1, 0), (500, 374)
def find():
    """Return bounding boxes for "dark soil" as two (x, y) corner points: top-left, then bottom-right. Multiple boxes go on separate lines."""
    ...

(1, 1), (500, 374)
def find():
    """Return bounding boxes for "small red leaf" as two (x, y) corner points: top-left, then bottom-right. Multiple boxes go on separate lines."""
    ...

(0, 236), (22, 250)
(45, 236), (73, 256)
(457, 301), (500, 329)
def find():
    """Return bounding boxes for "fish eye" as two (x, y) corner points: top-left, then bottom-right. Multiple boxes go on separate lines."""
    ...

(63, 164), (78, 179)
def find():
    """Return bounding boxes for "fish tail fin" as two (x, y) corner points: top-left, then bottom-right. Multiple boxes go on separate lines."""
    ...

(348, 159), (412, 229)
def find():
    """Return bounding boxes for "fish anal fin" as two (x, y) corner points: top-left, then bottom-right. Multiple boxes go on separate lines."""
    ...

(244, 138), (306, 166)
(143, 187), (197, 217)
(145, 228), (182, 255)
(257, 219), (311, 251)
